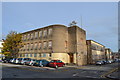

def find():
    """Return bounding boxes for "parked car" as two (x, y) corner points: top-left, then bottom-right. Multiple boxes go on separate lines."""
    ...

(14, 58), (23, 64)
(95, 61), (104, 65)
(2, 58), (12, 63)
(114, 59), (120, 62)
(106, 60), (112, 64)
(20, 58), (31, 65)
(10, 58), (17, 63)
(49, 60), (65, 68)
(26, 59), (37, 66)
(102, 60), (107, 64)
(34, 59), (49, 67)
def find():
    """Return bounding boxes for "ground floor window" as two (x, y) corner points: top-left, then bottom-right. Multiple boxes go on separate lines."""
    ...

(39, 54), (41, 57)
(20, 54), (22, 57)
(30, 54), (32, 57)
(43, 53), (46, 57)
(25, 54), (28, 57)
(49, 53), (52, 57)
(22, 54), (25, 57)
(34, 53), (37, 57)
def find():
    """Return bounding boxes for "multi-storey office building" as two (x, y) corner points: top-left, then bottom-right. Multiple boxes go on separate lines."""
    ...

(18, 24), (87, 65)
(105, 48), (112, 60)
(86, 40), (105, 64)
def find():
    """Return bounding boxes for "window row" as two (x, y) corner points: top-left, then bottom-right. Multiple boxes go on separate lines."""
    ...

(91, 44), (104, 51)
(19, 53), (52, 58)
(22, 28), (53, 40)
(20, 41), (52, 51)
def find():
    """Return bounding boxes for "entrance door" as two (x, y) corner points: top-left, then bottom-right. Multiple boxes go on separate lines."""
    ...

(69, 53), (73, 63)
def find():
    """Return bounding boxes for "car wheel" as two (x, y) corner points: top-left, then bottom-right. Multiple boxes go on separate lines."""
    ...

(31, 63), (34, 66)
(23, 63), (25, 65)
(39, 64), (43, 67)
(62, 64), (65, 67)
(55, 65), (58, 68)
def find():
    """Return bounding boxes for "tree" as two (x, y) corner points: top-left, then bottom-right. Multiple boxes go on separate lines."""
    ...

(2, 31), (22, 58)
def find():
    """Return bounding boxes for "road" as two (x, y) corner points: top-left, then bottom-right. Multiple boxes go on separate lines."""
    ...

(0, 62), (119, 79)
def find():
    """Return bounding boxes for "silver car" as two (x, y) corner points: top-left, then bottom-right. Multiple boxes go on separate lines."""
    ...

(20, 58), (31, 65)
(25, 59), (37, 66)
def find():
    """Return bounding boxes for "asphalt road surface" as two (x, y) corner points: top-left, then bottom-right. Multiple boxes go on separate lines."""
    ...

(0, 62), (119, 79)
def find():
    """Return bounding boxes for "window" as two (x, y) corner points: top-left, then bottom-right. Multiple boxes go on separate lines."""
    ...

(35, 32), (38, 39)
(43, 42), (47, 49)
(49, 53), (52, 57)
(27, 43), (29, 50)
(22, 35), (24, 40)
(30, 54), (32, 57)
(48, 28), (52, 36)
(22, 54), (25, 57)
(31, 33), (33, 40)
(39, 42), (42, 49)
(27, 34), (30, 40)
(24, 44), (26, 51)
(39, 54), (41, 57)
(34, 53), (37, 57)
(48, 41), (52, 49)
(65, 41), (67, 49)
(25, 54), (28, 57)
(24, 35), (26, 40)
(34, 42), (38, 50)
(20, 54), (22, 57)
(27, 54), (29, 57)
(43, 30), (47, 38)
(43, 53), (46, 57)
(39, 31), (42, 38)
(31, 43), (33, 50)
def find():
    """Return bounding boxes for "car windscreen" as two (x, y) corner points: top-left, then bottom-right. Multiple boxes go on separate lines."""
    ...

(18, 58), (22, 60)
(50, 60), (55, 62)
(24, 58), (30, 60)
(56, 60), (62, 63)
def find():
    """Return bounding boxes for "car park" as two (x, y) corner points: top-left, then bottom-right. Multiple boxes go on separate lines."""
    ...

(34, 59), (49, 67)
(49, 60), (65, 68)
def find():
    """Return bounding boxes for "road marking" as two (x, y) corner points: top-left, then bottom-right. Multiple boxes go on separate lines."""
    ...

(73, 73), (79, 77)
(101, 67), (119, 78)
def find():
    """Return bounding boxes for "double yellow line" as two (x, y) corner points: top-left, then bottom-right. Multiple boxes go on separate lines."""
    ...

(101, 67), (119, 78)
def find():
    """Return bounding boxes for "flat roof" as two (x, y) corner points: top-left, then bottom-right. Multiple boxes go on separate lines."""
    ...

(22, 24), (67, 34)
(87, 40), (105, 47)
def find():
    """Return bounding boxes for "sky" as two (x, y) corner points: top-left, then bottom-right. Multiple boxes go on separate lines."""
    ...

(2, 2), (118, 52)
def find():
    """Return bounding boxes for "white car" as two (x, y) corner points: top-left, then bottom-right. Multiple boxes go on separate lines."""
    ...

(10, 58), (16, 63)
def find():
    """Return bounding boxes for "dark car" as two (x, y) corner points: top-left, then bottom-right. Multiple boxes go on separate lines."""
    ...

(102, 60), (107, 64)
(49, 60), (65, 68)
(34, 59), (49, 67)
(2, 58), (12, 63)
(95, 61), (104, 65)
